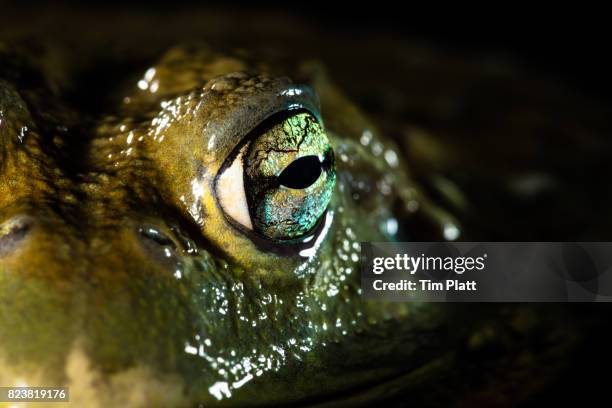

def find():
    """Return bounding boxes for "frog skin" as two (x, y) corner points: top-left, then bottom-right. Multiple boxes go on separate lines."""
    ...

(0, 40), (582, 408)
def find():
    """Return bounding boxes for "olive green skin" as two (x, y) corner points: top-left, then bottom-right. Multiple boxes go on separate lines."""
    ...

(0, 40), (580, 408)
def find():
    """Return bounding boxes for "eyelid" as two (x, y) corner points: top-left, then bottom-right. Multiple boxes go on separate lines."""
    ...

(202, 78), (321, 156)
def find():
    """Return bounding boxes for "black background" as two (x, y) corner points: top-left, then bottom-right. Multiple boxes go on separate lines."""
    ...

(8, 1), (609, 101)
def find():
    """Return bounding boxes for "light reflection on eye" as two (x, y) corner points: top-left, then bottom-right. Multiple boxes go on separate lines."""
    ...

(216, 110), (335, 241)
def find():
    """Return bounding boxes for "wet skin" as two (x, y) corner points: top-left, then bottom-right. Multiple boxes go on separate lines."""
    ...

(0, 43), (579, 407)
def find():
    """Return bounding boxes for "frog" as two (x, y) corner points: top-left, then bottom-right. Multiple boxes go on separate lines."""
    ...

(0, 34), (589, 407)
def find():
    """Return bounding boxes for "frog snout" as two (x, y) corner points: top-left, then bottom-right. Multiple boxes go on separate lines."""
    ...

(0, 211), (185, 275)
(0, 215), (193, 388)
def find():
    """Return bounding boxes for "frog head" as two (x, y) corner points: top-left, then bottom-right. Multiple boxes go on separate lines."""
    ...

(0, 44), (553, 407)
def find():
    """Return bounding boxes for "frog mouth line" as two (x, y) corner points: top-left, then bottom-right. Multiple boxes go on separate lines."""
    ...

(298, 356), (452, 408)
(0, 335), (451, 408)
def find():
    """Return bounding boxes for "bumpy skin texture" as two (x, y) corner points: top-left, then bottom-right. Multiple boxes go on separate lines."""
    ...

(0, 42), (579, 407)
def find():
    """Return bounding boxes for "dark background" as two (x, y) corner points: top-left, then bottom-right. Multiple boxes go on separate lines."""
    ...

(7, 1), (610, 102)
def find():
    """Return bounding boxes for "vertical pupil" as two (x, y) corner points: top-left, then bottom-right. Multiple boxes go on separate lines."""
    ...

(278, 155), (322, 189)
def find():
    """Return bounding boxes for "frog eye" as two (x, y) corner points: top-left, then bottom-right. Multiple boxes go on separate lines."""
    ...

(216, 110), (335, 241)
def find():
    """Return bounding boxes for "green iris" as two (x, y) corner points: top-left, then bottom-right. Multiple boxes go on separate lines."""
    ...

(244, 112), (335, 240)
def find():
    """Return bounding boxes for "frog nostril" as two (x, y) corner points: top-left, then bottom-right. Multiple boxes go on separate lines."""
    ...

(138, 226), (177, 249)
(136, 225), (182, 265)
(0, 215), (33, 256)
